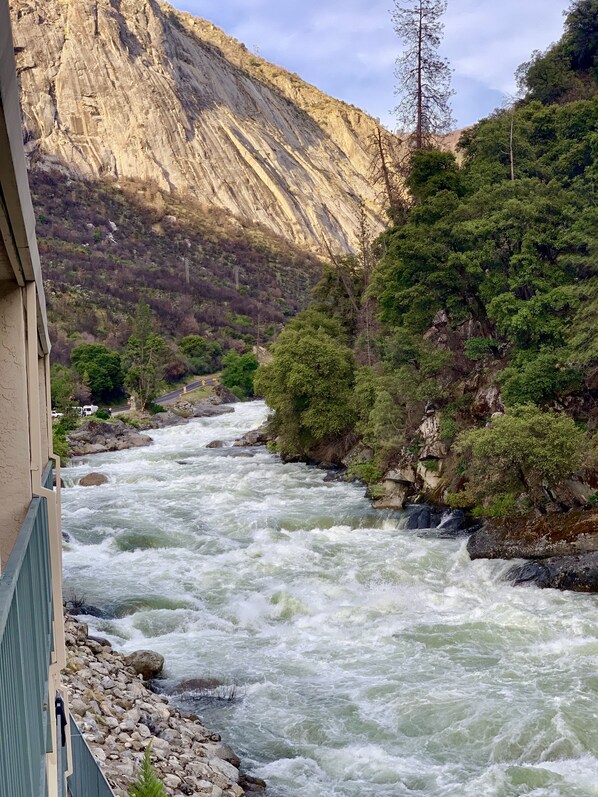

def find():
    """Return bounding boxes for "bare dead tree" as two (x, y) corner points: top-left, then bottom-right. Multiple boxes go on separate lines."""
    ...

(392, 0), (454, 151)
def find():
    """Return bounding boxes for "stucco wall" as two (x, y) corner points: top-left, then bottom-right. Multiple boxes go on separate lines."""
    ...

(0, 281), (32, 568)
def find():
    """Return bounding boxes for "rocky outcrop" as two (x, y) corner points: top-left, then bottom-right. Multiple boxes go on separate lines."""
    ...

(11, 0), (394, 253)
(64, 616), (247, 797)
(141, 411), (189, 430)
(467, 511), (598, 560)
(68, 420), (152, 456)
(233, 425), (269, 447)
(79, 472), (109, 487)
(508, 551), (598, 593)
(211, 384), (240, 405)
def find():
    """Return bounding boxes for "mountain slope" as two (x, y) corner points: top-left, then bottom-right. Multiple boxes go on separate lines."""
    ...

(11, 0), (397, 252)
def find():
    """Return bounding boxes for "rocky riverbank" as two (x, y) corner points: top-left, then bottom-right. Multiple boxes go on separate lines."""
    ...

(67, 388), (239, 456)
(64, 615), (255, 797)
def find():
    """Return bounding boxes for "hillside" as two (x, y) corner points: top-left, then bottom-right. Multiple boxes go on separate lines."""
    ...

(31, 169), (322, 363)
(11, 0), (400, 253)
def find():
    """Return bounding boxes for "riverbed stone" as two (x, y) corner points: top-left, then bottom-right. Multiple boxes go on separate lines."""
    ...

(62, 616), (248, 797)
(123, 650), (165, 680)
(79, 472), (109, 487)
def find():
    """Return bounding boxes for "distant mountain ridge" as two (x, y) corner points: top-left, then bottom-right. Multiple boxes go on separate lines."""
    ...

(11, 0), (400, 252)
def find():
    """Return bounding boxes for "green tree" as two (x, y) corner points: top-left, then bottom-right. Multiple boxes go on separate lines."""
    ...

(255, 312), (356, 457)
(392, 0), (454, 150)
(220, 351), (259, 398)
(50, 364), (77, 411)
(124, 303), (167, 411)
(71, 343), (124, 403)
(179, 335), (222, 374)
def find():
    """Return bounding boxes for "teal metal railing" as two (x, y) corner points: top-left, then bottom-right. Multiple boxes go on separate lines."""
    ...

(68, 718), (115, 797)
(0, 476), (54, 797)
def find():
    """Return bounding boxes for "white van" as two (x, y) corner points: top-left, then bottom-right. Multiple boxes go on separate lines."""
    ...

(81, 405), (99, 416)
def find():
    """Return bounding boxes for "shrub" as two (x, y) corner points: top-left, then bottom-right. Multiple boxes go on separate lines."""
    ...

(95, 409), (110, 420)
(220, 351), (259, 398)
(128, 744), (166, 797)
(454, 405), (586, 514)
(464, 337), (498, 361)
(347, 461), (383, 485)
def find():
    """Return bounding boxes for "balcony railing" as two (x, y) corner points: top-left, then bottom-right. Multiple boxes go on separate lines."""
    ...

(0, 471), (54, 797)
(0, 463), (115, 797)
(68, 718), (115, 797)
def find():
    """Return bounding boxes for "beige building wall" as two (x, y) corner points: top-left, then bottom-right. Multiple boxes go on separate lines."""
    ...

(1, 0), (70, 793)
(0, 280), (32, 567)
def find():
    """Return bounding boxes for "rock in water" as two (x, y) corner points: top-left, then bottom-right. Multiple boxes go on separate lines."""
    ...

(508, 551), (598, 593)
(468, 511), (598, 560)
(79, 472), (108, 487)
(68, 420), (151, 456)
(124, 650), (165, 680)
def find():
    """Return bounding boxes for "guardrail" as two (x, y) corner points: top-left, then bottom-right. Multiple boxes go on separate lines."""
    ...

(0, 482), (54, 796)
(68, 718), (115, 797)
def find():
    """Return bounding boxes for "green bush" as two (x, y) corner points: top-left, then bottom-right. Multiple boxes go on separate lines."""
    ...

(464, 337), (498, 361)
(455, 405), (586, 514)
(347, 461), (383, 485)
(94, 409), (110, 420)
(221, 351), (259, 398)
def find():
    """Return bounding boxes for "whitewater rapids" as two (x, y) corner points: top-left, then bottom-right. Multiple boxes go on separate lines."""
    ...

(62, 401), (598, 797)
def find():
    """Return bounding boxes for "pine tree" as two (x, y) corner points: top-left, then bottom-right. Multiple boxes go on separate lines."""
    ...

(392, 0), (454, 150)
(128, 745), (167, 797)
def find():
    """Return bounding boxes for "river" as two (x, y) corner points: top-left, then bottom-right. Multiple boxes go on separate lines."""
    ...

(61, 401), (598, 797)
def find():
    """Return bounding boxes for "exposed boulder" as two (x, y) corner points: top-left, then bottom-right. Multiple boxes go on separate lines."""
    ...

(508, 551), (598, 593)
(141, 411), (189, 429)
(124, 650), (165, 680)
(211, 384), (241, 404)
(468, 511), (598, 560)
(68, 420), (151, 456)
(374, 482), (410, 510)
(417, 413), (447, 460)
(341, 443), (374, 469)
(206, 440), (226, 448)
(192, 402), (234, 418)
(233, 425), (269, 447)
(79, 472), (109, 487)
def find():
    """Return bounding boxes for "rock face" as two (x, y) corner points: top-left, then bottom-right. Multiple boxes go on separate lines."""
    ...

(79, 472), (109, 487)
(10, 0), (397, 252)
(68, 420), (152, 456)
(64, 616), (246, 797)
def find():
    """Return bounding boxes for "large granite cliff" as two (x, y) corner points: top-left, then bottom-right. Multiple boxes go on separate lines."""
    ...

(11, 0), (399, 252)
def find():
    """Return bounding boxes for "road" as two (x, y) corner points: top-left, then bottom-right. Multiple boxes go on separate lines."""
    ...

(112, 376), (219, 413)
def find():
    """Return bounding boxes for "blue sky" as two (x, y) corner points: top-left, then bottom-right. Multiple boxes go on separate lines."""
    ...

(172, 0), (569, 129)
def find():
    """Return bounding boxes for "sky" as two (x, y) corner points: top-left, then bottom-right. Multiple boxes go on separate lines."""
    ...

(172, 0), (569, 130)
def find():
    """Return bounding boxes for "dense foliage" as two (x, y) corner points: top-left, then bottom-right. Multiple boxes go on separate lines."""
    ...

(259, 1), (597, 515)
(124, 303), (168, 411)
(220, 352), (259, 399)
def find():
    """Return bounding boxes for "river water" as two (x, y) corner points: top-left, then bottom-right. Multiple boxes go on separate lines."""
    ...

(62, 401), (598, 797)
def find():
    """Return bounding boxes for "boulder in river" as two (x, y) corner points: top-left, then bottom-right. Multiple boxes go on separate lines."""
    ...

(206, 440), (226, 448)
(508, 551), (598, 593)
(468, 510), (598, 560)
(79, 472), (109, 487)
(233, 424), (269, 447)
(68, 420), (151, 456)
(124, 649), (165, 680)
(141, 410), (189, 429)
